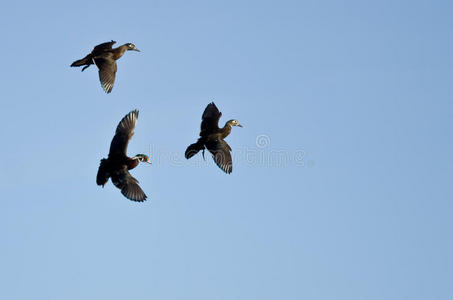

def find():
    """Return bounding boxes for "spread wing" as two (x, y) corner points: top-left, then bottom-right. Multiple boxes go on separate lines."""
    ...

(206, 139), (233, 174)
(108, 110), (139, 158)
(111, 166), (147, 202)
(200, 102), (222, 137)
(92, 40), (116, 53)
(94, 54), (117, 93)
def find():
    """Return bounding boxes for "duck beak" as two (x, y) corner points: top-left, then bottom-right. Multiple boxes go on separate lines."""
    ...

(238, 124), (243, 128)
(133, 48), (140, 52)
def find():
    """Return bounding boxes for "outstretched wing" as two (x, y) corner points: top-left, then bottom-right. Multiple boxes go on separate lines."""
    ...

(94, 54), (117, 93)
(92, 40), (116, 53)
(200, 102), (222, 136)
(108, 110), (139, 158)
(206, 139), (233, 174)
(111, 166), (147, 202)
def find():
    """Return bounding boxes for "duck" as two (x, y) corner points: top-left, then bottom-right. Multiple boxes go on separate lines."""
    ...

(96, 110), (150, 202)
(71, 40), (140, 93)
(185, 102), (242, 174)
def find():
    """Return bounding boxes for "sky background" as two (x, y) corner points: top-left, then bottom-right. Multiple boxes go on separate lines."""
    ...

(0, 0), (452, 299)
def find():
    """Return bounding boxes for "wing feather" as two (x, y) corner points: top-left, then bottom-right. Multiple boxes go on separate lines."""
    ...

(94, 54), (117, 93)
(92, 40), (116, 53)
(206, 139), (233, 174)
(200, 102), (222, 136)
(108, 110), (139, 158)
(111, 166), (147, 202)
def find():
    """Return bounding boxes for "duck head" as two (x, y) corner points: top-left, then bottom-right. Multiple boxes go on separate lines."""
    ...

(227, 119), (243, 128)
(134, 154), (151, 164)
(126, 43), (140, 52)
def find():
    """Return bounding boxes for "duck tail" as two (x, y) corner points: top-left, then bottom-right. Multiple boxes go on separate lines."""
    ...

(96, 159), (110, 187)
(185, 140), (205, 159)
(71, 54), (92, 69)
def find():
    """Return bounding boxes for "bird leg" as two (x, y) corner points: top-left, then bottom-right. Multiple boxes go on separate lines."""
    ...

(202, 149), (206, 161)
(82, 65), (91, 72)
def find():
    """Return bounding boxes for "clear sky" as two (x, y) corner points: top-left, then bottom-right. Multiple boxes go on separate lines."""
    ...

(0, 0), (452, 299)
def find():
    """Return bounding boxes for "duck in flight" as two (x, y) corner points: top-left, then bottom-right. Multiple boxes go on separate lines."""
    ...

(71, 40), (140, 93)
(185, 102), (242, 174)
(96, 110), (150, 202)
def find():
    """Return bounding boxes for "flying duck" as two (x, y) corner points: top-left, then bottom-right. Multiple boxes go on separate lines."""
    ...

(96, 110), (150, 201)
(185, 102), (242, 174)
(71, 40), (140, 93)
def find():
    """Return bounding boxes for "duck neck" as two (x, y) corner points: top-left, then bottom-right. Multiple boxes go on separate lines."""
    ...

(220, 122), (232, 139)
(126, 157), (140, 170)
(112, 45), (129, 60)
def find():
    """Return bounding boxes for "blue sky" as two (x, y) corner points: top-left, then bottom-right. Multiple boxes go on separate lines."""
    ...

(1, 0), (452, 299)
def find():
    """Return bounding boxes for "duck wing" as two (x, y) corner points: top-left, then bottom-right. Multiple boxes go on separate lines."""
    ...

(93, 53), (117, 93)
(108, 110), (139, 159)
(206, 139), (233, 174)
(200, 102), (222, 136)
(111, 166), (147, 202)
(92, 40), (116, 54)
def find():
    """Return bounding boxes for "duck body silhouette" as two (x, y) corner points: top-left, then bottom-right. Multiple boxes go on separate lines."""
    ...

(71, 40), (140, 93)
(185, 102), (242, 174)
(96, 110), (150, 202)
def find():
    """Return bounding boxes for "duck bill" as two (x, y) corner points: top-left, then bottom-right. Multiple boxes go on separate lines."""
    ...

(133, 48), (140, 52)
(238, 124), (243, 127)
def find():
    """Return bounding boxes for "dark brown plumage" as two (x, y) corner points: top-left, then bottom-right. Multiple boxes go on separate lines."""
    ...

(185, 102), (242, 174)
(71, 41), (140, 93)
(96, 110), (150, 202)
